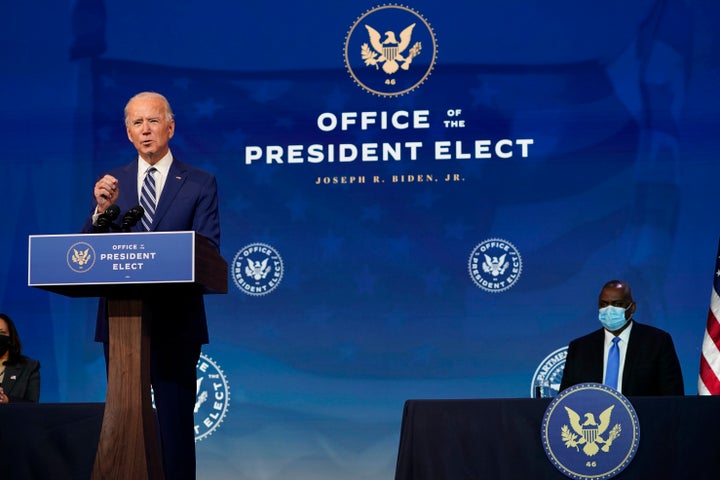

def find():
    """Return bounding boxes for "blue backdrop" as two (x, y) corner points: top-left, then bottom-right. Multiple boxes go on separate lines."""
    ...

(2, 1), (719, 478)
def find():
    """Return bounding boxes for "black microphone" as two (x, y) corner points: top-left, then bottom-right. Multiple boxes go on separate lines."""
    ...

(121, 205), (145, 231)
(96, 204), (120, 232)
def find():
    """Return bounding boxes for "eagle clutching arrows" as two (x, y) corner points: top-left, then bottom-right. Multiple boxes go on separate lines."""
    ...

(361, 23), (422, 74)
(562, 405), (622, 456)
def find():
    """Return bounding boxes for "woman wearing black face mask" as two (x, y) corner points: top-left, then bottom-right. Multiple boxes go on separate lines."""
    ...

(0, 313), (40, 403)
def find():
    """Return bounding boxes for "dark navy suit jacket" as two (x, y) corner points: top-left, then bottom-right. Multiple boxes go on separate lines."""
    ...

(1, 356), (40, 402)
(82, 158), (221, 345)
(559, 320), (684, 396)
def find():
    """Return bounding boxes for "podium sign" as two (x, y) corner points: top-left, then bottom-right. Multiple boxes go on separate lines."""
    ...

(29, 231), (226, 296)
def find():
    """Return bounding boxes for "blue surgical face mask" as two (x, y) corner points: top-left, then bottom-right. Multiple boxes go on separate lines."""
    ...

(598, 305), (630, 331)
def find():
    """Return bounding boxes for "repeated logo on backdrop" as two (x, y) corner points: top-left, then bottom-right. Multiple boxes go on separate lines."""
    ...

(194, 353), (231, 442)
(531, 346), (567, 398)
(468, 238), (523, 292)
(232, 243), (284, 296)
(151, 352), (230, 442)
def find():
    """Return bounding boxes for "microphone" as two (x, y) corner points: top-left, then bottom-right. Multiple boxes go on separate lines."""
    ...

(96, 204), (120, 232)
(121, 205), (145, 231)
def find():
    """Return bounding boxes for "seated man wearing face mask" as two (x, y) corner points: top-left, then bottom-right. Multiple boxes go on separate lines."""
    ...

(559, 280), (684, 396)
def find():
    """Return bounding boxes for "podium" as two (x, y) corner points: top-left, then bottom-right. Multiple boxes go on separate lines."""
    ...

(28, 231), (228, 480)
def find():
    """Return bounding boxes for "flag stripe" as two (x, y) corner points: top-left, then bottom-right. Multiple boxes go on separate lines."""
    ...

(699, 353), (720, 395)
(698, 242), (720, 395)
(706, 305), (720, 343)
(700, 313), (720, 372)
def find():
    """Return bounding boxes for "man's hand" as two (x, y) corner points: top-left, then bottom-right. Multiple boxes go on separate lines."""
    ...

(94, 174), (120, 212)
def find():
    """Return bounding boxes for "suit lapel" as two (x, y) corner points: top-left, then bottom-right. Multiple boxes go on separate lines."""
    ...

(621, 322), (639, 392)
(2, 364), (21, 395)
(151, 160), (187, 230)
(592, 329), (606, 382)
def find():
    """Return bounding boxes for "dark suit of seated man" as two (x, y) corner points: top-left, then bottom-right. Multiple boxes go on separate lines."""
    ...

(560, 279), (684, 396)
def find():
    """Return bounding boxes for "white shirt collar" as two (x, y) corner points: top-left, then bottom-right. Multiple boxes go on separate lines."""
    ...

(604, 319), (633, 346)
(138, 150), (173, 178)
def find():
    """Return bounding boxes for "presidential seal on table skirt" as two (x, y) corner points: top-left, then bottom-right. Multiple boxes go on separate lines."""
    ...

(541, 383), (640, 480)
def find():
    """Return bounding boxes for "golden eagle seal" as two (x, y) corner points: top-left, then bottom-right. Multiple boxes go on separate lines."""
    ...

(361, 24), (421, 74)
(562, 405), (622, 456)
(72, 247), (92, 267)
(344, 5), (437, 97)
(541, 383), (640, 479)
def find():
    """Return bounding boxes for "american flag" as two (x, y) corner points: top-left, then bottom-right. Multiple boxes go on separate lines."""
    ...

(699, 240), (720, 395)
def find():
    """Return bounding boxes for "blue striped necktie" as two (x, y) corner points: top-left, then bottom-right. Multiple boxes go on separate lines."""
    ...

(605, 336), (621, 390)
(140, 166), (157, 231)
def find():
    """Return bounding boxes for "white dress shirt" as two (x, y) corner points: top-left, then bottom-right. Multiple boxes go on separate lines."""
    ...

(137, 150), (173, 203)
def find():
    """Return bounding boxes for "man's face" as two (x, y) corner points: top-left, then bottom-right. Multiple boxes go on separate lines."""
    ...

(598, 285), (635, 319)
(125, 96), (175, 163)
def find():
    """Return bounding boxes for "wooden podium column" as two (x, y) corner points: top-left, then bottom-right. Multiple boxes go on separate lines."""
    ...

(91, 298), (164, 480)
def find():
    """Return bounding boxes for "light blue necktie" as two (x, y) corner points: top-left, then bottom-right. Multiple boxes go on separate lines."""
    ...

(605, 336), (620, 390)
(140, 167), (157, 231)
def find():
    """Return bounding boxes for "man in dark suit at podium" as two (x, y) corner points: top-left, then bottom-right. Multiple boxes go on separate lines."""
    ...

(82, 91), (221, 480)
(560, 279), (684, 396)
